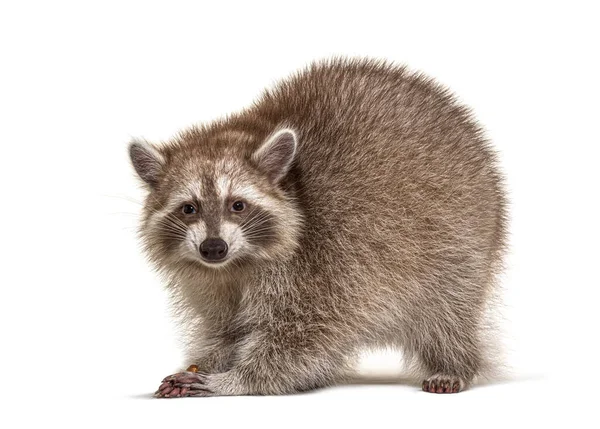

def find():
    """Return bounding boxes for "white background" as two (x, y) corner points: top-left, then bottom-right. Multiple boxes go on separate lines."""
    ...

(1, 1), (598, 427)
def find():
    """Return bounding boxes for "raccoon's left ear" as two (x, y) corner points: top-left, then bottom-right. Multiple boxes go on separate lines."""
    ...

(252, 129), (297, 184)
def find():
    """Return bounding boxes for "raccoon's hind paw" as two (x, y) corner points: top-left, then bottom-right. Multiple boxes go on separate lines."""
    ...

(154, 371), (213, 398)
(422, 374), (466, 394)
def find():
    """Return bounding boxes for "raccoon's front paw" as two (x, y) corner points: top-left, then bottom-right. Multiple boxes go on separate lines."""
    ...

(154, 371), (213, 398)
(422, 374), (465, 394)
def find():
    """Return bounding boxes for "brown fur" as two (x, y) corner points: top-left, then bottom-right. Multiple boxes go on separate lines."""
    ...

(130, 58), (507, 396)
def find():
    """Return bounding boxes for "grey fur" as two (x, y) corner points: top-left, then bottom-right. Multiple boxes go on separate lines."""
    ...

(130, 58), (507, 396)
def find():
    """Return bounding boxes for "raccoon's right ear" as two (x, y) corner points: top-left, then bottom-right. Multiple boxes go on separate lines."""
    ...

(252, 129), (297, 184)
(128, 140), (165, 189)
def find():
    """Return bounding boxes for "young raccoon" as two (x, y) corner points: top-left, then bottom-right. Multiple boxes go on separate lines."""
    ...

(130, 58), (507, 397)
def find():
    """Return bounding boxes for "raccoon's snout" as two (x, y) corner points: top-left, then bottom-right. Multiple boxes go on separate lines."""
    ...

(199, 238), (228, 262)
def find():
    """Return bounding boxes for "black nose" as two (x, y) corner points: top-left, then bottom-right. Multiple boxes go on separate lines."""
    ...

(199, 238), (228, 261)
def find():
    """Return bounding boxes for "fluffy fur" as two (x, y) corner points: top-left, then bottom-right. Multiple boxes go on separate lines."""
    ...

(130, 58), (507, 396)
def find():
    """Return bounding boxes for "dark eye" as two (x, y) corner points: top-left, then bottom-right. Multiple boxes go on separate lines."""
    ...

(231, 201), (246, 212)
(182, 204), (197, 214)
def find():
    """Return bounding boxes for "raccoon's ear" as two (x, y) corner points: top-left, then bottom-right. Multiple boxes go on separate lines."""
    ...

(252, 129), (297, 183)
(128, 139), (165, 189)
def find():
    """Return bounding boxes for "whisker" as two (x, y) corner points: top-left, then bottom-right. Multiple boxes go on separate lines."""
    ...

(145, 194), (189, 232)
(154, 221), (188, 237)
(243, 224), (275, 234)
(159, 218), (187, 234)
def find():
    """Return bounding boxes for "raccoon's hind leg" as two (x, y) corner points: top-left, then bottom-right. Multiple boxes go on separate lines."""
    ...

(410, 309), (484, 394)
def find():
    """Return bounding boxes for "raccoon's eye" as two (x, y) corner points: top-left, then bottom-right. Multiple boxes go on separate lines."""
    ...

(182, 204), (197, 214)
(231, 201), (246, 212)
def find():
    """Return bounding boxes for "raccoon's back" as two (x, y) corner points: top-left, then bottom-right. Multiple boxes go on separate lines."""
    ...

(256, 59), (503, 241)
(245, 59), (507, 292)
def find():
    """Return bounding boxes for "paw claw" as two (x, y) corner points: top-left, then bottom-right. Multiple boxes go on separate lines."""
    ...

(422, 375), (465, 394)
(155, 370), (212, 398)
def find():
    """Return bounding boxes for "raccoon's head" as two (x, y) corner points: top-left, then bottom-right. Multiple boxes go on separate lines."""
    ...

(129, 128), (303, 272)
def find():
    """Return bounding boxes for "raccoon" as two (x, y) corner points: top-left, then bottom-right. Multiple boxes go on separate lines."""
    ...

(129, 58), (507, 397)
